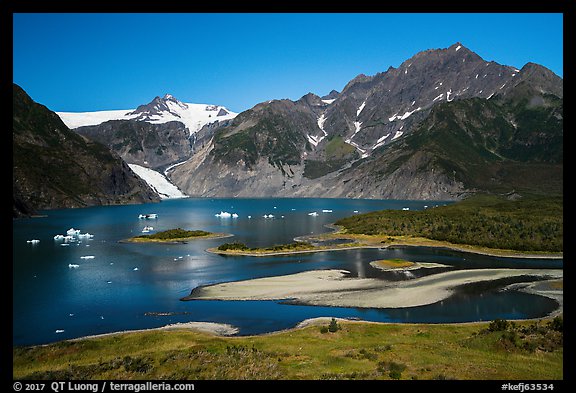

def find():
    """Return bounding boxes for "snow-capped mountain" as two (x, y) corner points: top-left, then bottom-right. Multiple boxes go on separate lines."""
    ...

(57, 94), (237, 135)
(57, 94), (237, 199)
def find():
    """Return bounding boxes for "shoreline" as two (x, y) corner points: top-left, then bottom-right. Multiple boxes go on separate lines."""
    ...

(67, 321), (239, 343)
(206, 231), (563, 260)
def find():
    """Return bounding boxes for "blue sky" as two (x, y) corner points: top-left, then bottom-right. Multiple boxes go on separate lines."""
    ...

(13, 13), (563, 113)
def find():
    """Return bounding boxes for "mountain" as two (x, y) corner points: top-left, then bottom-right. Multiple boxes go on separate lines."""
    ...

(167, 42), (562, 200)
(58, 95), (237, 182)
(13, 83), (161, 217)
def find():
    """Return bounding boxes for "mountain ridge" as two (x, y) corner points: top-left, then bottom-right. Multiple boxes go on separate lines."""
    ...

(167, 42), (562, 200)
(13, 83), (161, 217)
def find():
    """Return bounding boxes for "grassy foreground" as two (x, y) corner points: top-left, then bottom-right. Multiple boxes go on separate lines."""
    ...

(13, 318), (562, 380)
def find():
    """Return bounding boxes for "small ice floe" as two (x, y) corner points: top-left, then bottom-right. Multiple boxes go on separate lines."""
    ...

(61, 244), (70, 247)
(100, 316), (104, 320)
(402, 207), (410, 211)
(107, 281), (112, 284)
(142, 226), (154, 233)
(215, 211), (232, 218)
(26, 239), (40, 244)
(69, 313), (74, 317)
(55, 329), (65, 334)
(80, 255), (95, 259)
(263, 214), (274, 219)
(54, 234), (64, 240)
(67, 228), (80, 236)
(78, 232), (94, 239)
(308, 212), (318, 217)
(68, 264), (80, 268)
(353, 210), (359, 213)
(232, 213), (239, 218)
(248, 215), (252, 219)
(133, 267), (139, 271)
(139, 213), (158, 219)
(322, 209), (333, 213)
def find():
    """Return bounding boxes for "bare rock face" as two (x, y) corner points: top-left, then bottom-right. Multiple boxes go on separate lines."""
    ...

(75, 120), (192, 172)
(12, 83), (160, 217)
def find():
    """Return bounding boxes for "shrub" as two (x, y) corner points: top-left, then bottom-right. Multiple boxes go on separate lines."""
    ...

(328, 318), (340, 333)
(488, 318), (510, 332)
(548, 316), (563, 332)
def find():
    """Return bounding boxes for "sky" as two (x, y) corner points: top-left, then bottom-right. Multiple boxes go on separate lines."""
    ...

(12, 13), (563, 114)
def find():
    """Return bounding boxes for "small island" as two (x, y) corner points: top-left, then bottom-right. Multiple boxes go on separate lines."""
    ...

(369, 258), (451, 271)
(121, 228), (233, 244)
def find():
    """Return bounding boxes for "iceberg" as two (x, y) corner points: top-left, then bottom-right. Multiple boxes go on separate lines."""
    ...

(67, 228), (80, 236)
(68, 264), (79, 268)
(308, 212), (319, 217)
(215, 211), (232, 218)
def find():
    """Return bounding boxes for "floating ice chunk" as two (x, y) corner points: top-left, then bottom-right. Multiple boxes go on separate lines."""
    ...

(232, 213), (239, 218)
(248, 215), (252, 219)
(67, 228), (80, 236)
(55, 329), (65, 333)
(215, 211), (232, 218)
(80, 255), (95, 259)
(263, 214), (274, 219)
(402, 207), (410, 211)
(78, 233), (94, 238)
(139, 213), (158, 219)
(308, 212), (318, 217)
(26, 239), (40, 244)
(322, 209), (333, 213)
(133, 267), (139, 271)
(353, 210), (359, 213)
(68, 264), (79, 268)
(54, 234), (65, 240)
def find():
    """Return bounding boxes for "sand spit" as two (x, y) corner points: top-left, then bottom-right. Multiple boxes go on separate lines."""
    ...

(70, 321), (239, 342)
(184, 268), (563, 309)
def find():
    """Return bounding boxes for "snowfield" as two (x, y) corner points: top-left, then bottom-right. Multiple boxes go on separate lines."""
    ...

(128, 164), (187, 199)
(57, 97), (237, 136)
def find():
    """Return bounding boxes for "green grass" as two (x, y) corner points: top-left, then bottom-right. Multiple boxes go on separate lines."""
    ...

(216, 241), (316, 253)
(125, 228), (221, 243)
(13, 318), (563, 380)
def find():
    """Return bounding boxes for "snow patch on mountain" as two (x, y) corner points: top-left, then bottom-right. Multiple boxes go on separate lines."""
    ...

(128, 164), (187, 199)
(58, 94), (237, 136)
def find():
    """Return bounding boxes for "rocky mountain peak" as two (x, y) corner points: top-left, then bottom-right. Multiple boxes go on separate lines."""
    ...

(127, 93), (189, 120)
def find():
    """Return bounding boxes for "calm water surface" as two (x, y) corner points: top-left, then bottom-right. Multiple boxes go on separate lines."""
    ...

(13, 198), (562, 346)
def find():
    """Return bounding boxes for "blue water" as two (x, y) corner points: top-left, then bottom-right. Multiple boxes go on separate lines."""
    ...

(13, 198), (562, 346)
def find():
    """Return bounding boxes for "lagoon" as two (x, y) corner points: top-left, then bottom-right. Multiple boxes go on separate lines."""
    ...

(13, 198), (562, 346)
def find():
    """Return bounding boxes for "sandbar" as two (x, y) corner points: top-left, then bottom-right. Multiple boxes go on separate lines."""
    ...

(183, 268), (563, 309)
(70, 321), (239, 342)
